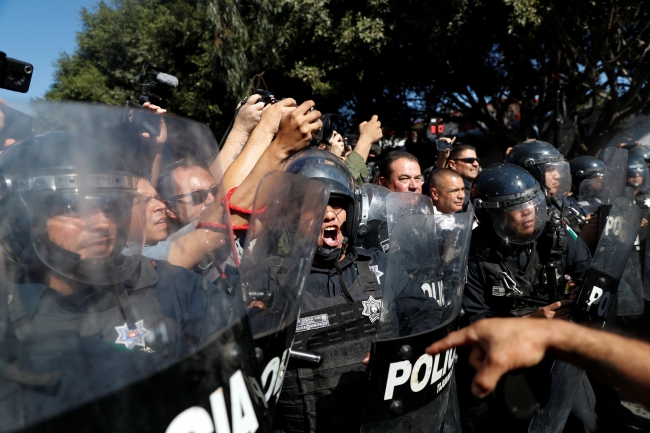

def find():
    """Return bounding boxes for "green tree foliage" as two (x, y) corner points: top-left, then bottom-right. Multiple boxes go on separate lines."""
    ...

(46, 0), (227, 132)
(48, 0), (650, 155)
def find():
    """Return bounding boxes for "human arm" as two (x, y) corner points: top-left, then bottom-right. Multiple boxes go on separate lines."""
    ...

(425, 317), (650, 408)
(202, 100), (322, 228)
(138, 102), (167, 187)
(353, 115), (383, 162)
(212, 95), (264, 178)
(217, 98), (297, 193)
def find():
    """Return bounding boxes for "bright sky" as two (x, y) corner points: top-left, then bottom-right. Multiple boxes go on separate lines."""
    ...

(0, 0), (99, 102)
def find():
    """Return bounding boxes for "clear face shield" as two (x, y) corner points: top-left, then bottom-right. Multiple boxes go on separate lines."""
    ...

(627, 166), (649, 189)
(22, 189), (145, 285)
(545, 161), (571, 197)
(488, 192), (547, 245)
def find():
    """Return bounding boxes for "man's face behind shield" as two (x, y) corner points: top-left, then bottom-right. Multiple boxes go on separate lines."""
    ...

(505, 201), (536, 237)
(45, 195), (126, 259)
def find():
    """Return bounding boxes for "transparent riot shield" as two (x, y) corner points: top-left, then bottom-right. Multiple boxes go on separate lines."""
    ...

(577, 177), (602, 215)
(600, 147), (628, 205)
(357, 184), (391, 252)
(0, 101), (272, 433)
(234, 171), (330, 413)
(360, 212), (474, 433)
(385, 192), (434, 237)
(529, 197), (643, 433)
(597, 148), (628, 237)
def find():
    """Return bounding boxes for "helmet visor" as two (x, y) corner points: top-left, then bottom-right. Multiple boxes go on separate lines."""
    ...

(488, 192), (547, 244)
(545, 161), (571, 197)
(23, 190), (143, 284)
(627, 165), (649, 188)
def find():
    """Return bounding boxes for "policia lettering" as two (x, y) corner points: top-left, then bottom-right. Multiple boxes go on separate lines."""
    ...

(166, 370), (259, 433)
(384, 348), (457, 399)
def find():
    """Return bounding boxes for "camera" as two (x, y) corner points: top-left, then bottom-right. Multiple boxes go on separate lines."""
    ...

(0, 51), (33, 93)
(310, 113), (339, 148)
(124, 62), (178, 136)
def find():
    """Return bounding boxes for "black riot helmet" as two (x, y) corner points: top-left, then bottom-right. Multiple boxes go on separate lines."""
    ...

(0, 131), (142, 285)
(627, 155), (649, 189)
(506, 140), (571, 197)
(285, 149), (360, 259)
(471, 164), (548, 244)
(629, 145), (650, 167)
(569, 155), (604, 194)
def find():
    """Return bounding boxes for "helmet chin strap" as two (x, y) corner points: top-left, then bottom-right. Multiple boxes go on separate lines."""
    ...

(314, 237), (349, 263)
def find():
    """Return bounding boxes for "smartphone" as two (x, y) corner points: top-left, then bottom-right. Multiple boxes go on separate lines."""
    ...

(0, 53), (33, 93)
(124, 101), (160, 137)
(436, 139), (451, 152)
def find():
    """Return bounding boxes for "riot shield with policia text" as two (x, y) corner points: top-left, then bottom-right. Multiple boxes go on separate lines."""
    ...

(0, 101), (272, 433)
(234, 171), (330, 414)
(528, 196), (643, 433)
(360, 212), (473, 433)
(597, 147), (627, 239)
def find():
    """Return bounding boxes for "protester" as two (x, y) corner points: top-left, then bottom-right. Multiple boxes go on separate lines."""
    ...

(429, 168), (465, 214)
(377, 150), (423, 193)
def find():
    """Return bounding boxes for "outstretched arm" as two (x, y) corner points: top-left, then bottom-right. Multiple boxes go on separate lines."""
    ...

(425, 318), (650, 407)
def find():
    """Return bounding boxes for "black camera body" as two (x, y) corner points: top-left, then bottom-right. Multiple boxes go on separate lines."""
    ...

(310, 113), (339, 148)
(124, 63), (178, 136)
(0, 52), (33, 93)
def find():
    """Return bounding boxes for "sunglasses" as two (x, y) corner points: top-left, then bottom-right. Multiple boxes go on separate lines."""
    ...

(168, 185), (219, 206)
(452, 157), (480, 164)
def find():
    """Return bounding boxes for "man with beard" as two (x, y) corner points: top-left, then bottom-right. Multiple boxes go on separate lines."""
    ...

(273, 149), (388, 433)
(460, 164), (601, 433)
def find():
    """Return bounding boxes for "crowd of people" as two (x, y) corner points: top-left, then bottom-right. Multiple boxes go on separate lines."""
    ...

(0, 91), (649, 433)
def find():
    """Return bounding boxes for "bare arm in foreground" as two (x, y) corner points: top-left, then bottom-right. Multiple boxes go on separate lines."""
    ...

(426, 318), (650, 408)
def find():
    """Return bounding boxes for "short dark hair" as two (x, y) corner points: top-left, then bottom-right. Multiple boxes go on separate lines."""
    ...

(379, 151), (420, 178)
(429, 168), (461, 193)
(448, 143), (477, 162)
(157, 159), (210, 204)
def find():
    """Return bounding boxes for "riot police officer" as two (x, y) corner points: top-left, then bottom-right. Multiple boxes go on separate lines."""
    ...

(0, 130), (237, 429)
(506, 139), (584, 234)
(461, 164), (597, 431)
(569, 155), (604, 215)
(274, 149), (387, 433)
(627, 155), (650, 201)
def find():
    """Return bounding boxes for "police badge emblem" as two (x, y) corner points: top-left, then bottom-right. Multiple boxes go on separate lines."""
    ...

(361, 295), (384, 323)
(115, 319), (150, 349)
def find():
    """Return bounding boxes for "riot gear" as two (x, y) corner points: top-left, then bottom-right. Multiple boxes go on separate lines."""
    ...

(0, 131), (142, 285)
(285, 149), (361, 261)
(471, 164), (547, 245)
(569, 155), (604, 194)
(0, 101), (271, 433)
(506, 140), (571, 197)
(355, 183), (391, 252)
(629, 145), (650, 166)
(627, 155), (648, 189)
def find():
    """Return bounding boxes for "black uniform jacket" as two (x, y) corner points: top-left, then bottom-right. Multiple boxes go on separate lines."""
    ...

(463, 224), (592, 324)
